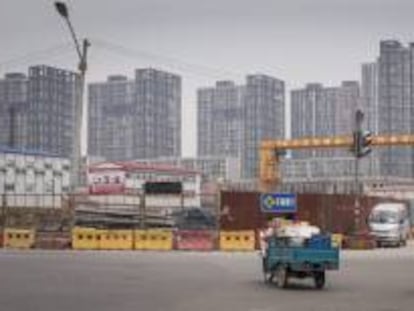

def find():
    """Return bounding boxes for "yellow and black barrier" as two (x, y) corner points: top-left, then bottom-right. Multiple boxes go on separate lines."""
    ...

(219, 230), (255, 251)
(134, 229), (173, 251)
(72, 227), (100, 250)
(4, 228), (35, 249)
(99, 230), (133, 250)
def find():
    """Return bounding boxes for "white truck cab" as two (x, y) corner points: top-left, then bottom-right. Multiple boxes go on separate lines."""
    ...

(368, 203), (410, 247)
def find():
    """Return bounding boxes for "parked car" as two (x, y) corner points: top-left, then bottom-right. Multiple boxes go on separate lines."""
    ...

(171, 207), (217, 230)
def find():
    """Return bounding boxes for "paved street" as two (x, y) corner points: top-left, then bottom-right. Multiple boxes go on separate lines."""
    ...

(1, 246), (414, 311)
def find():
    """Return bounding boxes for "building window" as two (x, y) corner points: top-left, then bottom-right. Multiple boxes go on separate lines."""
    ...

(16, 168), (26, 174)
(5, 184), (15, 192)
(26, 184), (35, 192)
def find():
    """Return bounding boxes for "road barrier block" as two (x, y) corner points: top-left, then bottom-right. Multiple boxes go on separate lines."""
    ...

(145, 230), (173, 251)
(35, 232), (71, 249)
(331, 234), (343, 248)
(134, 230), (147, 250)
(4, 228), (35, 249)
(72, 227), (100, 250)
(343, 235), (376, 250)
(220, 230), (255, 251)
(134, 230), (173, 251)
(175, 230), (216, 251)
(100, 230), (133, 250)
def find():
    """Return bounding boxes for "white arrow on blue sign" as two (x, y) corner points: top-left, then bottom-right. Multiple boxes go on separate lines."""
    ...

(260, 193), (297, 213)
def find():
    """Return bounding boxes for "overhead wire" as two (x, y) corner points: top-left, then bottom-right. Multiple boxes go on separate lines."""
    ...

(0, 43), (75, 73)
(91, 37), (243, 81)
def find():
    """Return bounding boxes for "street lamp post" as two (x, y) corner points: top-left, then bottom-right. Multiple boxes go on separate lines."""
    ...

(54, 2), (90, 190)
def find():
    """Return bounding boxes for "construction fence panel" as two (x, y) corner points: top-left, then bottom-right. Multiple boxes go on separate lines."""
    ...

(220, 191), (406, 235)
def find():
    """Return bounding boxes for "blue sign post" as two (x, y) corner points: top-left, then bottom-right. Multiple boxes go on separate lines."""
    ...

(260, 193), (297, 213)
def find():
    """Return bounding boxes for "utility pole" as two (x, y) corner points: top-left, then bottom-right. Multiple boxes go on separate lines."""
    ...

(352, 109), (373, 233)
(353, 110), (363, 233)
(54, 2), (90, 190)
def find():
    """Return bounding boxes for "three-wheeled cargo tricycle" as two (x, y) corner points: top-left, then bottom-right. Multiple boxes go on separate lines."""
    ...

(262, 235), (340, 289)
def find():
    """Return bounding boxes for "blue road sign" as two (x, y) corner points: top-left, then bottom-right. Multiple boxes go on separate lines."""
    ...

(260, 193), (297, 213)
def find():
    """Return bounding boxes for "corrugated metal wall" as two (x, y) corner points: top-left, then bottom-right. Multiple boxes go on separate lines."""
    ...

(220, 191), (404, 234)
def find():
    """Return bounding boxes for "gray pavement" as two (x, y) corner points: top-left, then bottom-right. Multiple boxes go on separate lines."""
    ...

(0, 246), (414, 311)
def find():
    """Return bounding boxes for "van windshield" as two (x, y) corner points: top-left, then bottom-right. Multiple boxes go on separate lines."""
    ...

(370, 211), (399, 224)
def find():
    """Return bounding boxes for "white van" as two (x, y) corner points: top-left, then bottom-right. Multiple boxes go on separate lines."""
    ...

(368, 203), (410, 247)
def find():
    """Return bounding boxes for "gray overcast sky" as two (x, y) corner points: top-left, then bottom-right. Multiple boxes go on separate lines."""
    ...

(1, 0), (413, 156)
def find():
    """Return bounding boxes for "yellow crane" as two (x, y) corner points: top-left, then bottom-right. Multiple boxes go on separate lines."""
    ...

(259, 134), (414, 191)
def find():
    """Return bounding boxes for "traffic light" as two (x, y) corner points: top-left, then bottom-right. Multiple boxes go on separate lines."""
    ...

(359, 130), (373, 158)
(352, 130), (372, 158)
(274, 149), (287, 157)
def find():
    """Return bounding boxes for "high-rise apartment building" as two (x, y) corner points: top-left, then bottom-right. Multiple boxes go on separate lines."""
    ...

(335, 81), (360, 157)
(0, 73), (28, 148)
(134, 69), (181, 159)
(88, 75), (135, 160)
(291, 81), (359, 158)
(336, 81), (360, 135)
(88, 68), (181, 161)
(197, 75), (285, 179)
(0, 66), (79, 158)
(243, 75), (285, 179)
(377, 40), (414, 178)
(291, 83), (333, 158)
(361, 63), (378, 134)
(197, 81), (244, 157)
(27, 65), (79, 157)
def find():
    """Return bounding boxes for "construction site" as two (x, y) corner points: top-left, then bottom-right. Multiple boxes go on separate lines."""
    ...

(1, 129), (414, 251)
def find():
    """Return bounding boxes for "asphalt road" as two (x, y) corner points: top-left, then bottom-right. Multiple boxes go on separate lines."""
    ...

(1, 246), (414, 311)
